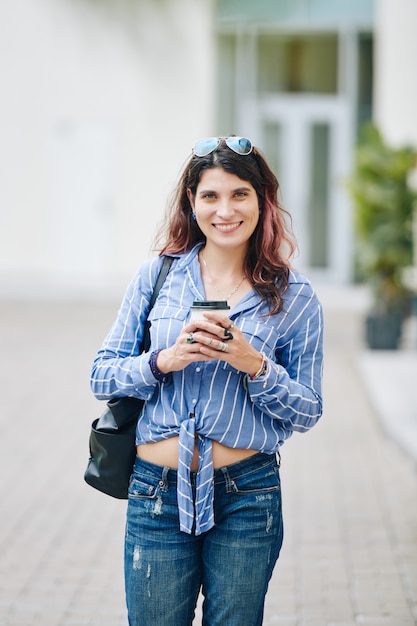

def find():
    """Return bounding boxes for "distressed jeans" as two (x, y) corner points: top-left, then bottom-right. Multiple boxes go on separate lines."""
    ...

(124, 452), (283, 626)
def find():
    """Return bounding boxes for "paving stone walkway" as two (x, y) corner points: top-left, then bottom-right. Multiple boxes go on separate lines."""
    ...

(0, 298), (415, 625)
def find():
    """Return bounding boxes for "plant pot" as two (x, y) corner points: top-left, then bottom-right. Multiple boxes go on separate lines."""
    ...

(365, 311), (402, 350)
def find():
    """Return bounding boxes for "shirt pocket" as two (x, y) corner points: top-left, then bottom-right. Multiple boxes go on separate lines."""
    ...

(147, 304), (189, 348)
(238, 319), (278, 355)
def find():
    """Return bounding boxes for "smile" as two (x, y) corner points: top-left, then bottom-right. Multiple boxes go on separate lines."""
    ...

(213, 222), (242, 232)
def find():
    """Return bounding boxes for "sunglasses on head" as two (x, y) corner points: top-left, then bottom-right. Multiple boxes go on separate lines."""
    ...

(193, 136), (253, 157)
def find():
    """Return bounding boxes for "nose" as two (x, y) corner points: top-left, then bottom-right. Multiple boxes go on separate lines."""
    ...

(216, 199), (235, 219)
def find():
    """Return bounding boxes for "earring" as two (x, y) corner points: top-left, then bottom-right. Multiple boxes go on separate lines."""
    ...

(191, 212), (197, 221)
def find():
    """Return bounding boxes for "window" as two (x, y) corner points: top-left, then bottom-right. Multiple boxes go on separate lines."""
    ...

(257, 34), (338, 94)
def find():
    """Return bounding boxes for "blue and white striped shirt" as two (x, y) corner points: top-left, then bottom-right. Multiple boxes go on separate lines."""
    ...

(90, 244), (324, 534)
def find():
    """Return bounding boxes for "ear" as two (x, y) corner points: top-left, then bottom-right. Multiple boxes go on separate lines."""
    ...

(186, 188), (195, 211)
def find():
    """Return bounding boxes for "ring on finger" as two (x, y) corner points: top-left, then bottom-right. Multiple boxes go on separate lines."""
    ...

(186, 332), (195, 344)
(217, 341), (228, 352)
(208, 338), (214, 346)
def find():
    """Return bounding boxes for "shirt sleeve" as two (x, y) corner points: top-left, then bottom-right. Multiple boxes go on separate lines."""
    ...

(247, 288), (324, 433)
(89, 259), (162, 400)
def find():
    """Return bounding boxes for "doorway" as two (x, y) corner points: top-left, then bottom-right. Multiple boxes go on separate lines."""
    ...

(259, 95), (352, 281)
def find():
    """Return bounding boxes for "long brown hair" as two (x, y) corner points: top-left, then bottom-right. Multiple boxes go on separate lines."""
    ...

(155, 140), (297, 314)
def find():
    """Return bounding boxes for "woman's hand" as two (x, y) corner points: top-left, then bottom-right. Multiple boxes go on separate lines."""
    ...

(156, 313), (264, 377)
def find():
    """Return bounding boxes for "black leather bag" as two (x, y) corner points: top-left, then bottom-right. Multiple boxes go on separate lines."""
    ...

(84, 256), (173, 499)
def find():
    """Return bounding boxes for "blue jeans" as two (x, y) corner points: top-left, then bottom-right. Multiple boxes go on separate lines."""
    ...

(124, 452), (283, 626)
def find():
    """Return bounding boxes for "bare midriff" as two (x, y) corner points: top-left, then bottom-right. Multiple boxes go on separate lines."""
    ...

(136, 437), (258, 471)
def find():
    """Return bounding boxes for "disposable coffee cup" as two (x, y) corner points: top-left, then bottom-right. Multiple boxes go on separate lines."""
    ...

(190, 300), (230, 321)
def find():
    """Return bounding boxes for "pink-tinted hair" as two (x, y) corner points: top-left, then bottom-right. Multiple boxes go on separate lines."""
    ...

(155, 140), (297, 314)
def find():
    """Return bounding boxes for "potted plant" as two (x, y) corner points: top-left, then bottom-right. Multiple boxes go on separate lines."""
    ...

(348, 124), (417, 349)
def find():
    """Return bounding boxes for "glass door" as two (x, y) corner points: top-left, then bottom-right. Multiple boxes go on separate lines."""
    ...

(259, 96), (352, 282)
(216, 28), (366, 282)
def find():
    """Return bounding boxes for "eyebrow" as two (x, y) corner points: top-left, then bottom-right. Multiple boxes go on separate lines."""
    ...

(198, 186), (252, 196)
(234, 186), (252, 192)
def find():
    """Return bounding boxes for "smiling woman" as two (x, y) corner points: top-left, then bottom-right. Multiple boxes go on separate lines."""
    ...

(159, 136), (297, 315)
(90, 136), (324, 626)
(186, 168), (261, 300)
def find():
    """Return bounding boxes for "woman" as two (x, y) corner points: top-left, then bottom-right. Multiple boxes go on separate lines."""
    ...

(90, 136), (324, 626)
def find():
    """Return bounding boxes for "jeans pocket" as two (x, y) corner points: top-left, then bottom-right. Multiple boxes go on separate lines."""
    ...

(128, 474), (160, 500)
(231, 465), (281, 495)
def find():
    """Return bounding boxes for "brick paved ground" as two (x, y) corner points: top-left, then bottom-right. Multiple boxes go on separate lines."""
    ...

(0, 297), (416, 625)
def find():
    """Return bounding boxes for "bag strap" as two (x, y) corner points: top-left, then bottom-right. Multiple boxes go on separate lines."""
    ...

(149, 255), (174, 311)
(141, 255), (174, 353)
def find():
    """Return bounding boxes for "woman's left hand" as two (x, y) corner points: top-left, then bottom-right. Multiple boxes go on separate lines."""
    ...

(189, 313), (264, 377)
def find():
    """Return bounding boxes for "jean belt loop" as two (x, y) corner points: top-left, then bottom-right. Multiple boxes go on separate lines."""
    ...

(160, 466), (170, 492)
(220, 466), (234, 493)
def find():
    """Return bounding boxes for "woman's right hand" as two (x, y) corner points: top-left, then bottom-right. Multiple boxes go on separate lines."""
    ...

(154, 324), (214, 374)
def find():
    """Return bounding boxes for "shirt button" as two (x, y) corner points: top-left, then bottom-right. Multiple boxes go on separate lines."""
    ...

(192, 399), (197, 404)
(196, 367), (201, 372)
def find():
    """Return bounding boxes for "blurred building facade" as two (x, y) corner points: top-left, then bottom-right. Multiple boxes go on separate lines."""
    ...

(0, 0), (415, 297)
(0, 0), (216, 298)
(215, 0), (373, 285)
(374, 0), (417, 148)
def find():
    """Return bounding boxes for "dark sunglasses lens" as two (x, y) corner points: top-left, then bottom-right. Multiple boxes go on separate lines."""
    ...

(194, 138), (220, 157)
(226, 137), (252, 155)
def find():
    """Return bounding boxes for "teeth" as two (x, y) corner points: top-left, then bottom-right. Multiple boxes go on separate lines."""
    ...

(215, 223), (240, 231)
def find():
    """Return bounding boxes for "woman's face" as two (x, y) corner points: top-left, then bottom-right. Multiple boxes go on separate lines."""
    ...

(187, 167), (260, 252)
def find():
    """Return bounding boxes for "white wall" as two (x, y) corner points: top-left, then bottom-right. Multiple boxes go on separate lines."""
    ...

(374, 0), (417, 146)
(374, 0), (417, 296)
(0, 0), (215, 297)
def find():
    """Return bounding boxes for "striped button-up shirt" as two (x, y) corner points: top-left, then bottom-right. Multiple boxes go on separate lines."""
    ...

(90, 244), (324, 534)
